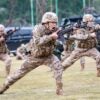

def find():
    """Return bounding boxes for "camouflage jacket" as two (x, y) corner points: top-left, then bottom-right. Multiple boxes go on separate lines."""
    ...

(0, 32), (8, 53)
(70, 28), (97, 49)
(31, 24), (56, 57)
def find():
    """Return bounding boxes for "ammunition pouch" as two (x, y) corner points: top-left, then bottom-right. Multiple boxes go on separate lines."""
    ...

(78, 38), (96, 49)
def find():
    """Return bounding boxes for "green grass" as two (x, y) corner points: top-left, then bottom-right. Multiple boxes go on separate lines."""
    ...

(0, 57), (100, 100)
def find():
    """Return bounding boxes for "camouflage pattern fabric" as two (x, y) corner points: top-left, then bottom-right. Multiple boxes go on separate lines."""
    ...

(1, 24), (63, 95)
(62, 28), (100, 72)
(61, 30), (85, 66)
(16, 45), (26, 60)
(0, 31), (11, 76)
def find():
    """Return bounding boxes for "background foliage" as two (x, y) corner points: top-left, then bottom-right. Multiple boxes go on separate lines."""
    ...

(0, 0), (100, 26)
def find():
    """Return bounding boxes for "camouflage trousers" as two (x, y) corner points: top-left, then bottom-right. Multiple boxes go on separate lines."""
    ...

(61, 51), (71, 61)
(62, 47), (100, 70)
(61, 50), (85, 65)
(0, 53), (11, 76)
(4, 54), (63, 94)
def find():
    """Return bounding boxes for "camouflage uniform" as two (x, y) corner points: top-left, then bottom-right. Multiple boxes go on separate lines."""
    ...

(0, 24), (11, 76)
(0, 12), (63, 95)
(61, 31), (85, 71)
(62, 27), (100, 76)
(16, 44), (26, 60)
(61, 39), (74, 61)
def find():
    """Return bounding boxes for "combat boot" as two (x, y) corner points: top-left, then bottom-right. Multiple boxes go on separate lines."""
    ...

(97, 68), (100, 77)
(56, 83), (63, 95)
(0, 84), (9, 94)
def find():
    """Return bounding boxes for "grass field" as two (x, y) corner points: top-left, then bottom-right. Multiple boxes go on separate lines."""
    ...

(0, 57), (100, 100)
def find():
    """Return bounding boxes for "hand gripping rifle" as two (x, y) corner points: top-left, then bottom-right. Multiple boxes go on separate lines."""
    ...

(47, 26), (73, 40)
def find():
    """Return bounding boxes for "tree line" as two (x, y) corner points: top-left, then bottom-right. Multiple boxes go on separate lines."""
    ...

(0, 0), (100, 27)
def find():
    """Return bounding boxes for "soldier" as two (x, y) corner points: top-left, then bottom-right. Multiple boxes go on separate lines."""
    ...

(61, 29), (85, 71)
(0, 12), (63, 95)
(16, 44), (26, 60)
(61, 14), (100, 77)
(0, 24), (11, 77)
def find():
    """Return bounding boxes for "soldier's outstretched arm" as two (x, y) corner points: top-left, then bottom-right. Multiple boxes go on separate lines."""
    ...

(69, 33), (89, 40)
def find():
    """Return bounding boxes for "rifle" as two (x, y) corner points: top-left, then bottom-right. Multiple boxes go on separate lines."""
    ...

(60, 19), (87, 29)
(47, 20), (88, 41)
(76, 20), (100, 32)
(5, 27), (20, 39)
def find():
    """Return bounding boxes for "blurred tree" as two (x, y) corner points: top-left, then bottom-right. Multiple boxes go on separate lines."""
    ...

(36, 0), (47, 23)
(6, 0), (17, 26)
(0, 0), (100, 26)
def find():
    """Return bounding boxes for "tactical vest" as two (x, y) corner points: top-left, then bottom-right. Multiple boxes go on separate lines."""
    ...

(78, 31), (97, 49)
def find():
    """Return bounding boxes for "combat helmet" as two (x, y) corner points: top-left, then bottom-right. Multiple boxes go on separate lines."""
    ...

(41, 12), (58, 23)
(83, 14), (95, 22)
(0, 24), (5, 33)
